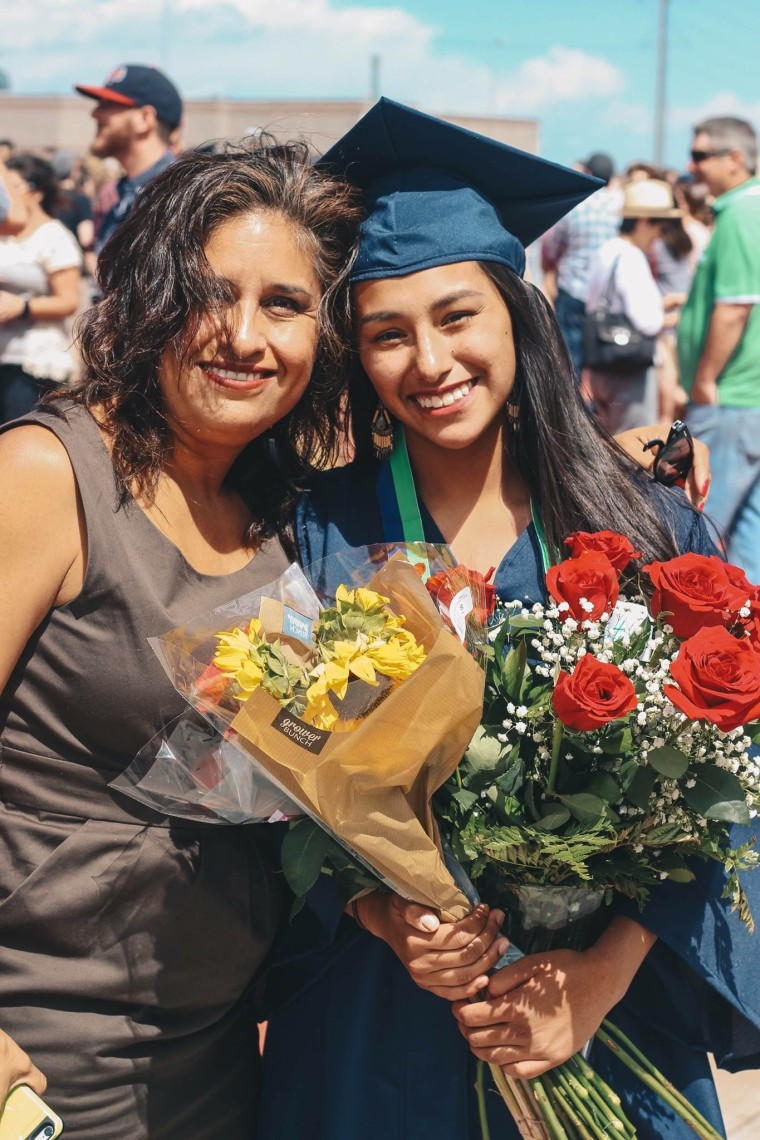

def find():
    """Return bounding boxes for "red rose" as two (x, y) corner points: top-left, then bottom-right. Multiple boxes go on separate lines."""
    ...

(564, 530), (642, 572)
(664, 625), (760, 732)
(546, 551), (619, 622)
(553, 654), (638, 731)
(723, 562), (756, 595)
(643, 553), (749, 640)
(722, 562), (760, 646)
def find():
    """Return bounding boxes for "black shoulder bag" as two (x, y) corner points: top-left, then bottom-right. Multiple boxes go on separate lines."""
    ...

(583, 254), (657, 372)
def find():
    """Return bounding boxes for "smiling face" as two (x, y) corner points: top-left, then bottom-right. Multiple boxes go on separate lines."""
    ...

(688, 130), (742, 197)
(354, 261), (517, 455)
(158, 210), (321, 452)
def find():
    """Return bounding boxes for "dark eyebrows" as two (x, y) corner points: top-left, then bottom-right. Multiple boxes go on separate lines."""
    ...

(209, 277), (317, 305)
(269, 283), (316, 302)
(430, 289), (486, 309)
(358, 308), (402, 328)
(358, 288), (486, 327)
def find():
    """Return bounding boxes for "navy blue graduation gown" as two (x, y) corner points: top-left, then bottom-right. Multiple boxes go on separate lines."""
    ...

(255, 462), (760, 1140)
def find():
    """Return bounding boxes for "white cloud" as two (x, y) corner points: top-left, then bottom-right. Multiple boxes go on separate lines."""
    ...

(494, 46), (625, 115)
(669, 91), (760, 134)
(3, 0), (626, 128)
(176, 0), (429, 40)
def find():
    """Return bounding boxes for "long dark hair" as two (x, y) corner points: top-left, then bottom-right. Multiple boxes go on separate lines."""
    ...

(7, 153), (60, 216)
(660, 217), (693, 261)
(59, 142), (363, 548)
(349, 261), (686, 564)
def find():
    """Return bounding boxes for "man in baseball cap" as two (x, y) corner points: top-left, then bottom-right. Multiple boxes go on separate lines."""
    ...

(75, 64), (183, 253)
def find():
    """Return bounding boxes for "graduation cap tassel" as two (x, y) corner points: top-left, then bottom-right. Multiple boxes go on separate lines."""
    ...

(371, 402), (394, 461)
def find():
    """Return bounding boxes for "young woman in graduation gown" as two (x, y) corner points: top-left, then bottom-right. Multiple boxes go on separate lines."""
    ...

(256, 101), (760, 1140)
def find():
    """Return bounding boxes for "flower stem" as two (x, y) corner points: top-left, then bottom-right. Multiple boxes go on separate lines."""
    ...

(545, 1073), (597, 1140)
(530, 1075), (571, 1139)
(475, 1060), (492, 1140)
(597, 1022), (723, 1139)
(566, 1056), (635, 1137)
(547, 718), (564, 795)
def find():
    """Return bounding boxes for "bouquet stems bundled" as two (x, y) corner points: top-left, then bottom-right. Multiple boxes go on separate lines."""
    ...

(484, 1026), (724, 1140)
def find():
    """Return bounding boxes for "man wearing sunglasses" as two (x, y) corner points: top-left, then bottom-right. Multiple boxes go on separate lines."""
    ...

(678, 116), (760, 582)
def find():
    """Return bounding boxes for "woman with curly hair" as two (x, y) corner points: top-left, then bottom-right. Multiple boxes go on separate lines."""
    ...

(0, 142), (362, 1138)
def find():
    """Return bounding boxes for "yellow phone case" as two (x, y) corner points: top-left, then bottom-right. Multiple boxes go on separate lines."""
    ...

(0, 1086), (63, 1140)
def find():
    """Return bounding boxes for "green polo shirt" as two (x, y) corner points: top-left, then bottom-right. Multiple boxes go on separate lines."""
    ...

(678, 176), (760, 407)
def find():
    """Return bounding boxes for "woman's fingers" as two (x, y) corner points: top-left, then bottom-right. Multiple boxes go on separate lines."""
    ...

(0, 1030), (47, 1104)
(452, 995), (514, 1029)
(361, 894), (511, 1000)
(447, 913), (507, 967)
(390, 896), (441, 933)
(412, 935), (509, 989)
(422, 974), (492, 1001)
(486, 956), (546, 998)
(688, 437), (711, 509)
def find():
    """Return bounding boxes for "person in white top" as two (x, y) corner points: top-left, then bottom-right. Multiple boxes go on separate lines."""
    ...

(0, 154), (82, 424)
(0, 158), (26, 236)
(584, 179), (683, 434)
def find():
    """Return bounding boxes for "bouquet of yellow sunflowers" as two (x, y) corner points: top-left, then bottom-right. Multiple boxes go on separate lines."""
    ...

(114, 547), (486, 913)
(202, 580), (425, 732)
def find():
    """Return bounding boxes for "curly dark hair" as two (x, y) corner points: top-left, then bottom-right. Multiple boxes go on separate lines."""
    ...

(60, 141), (363, 548)
(7, 153), (60, 215)
(349, 262), (686, 565)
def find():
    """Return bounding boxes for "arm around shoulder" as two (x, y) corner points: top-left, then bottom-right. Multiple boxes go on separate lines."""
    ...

(0, 424), (85, 692)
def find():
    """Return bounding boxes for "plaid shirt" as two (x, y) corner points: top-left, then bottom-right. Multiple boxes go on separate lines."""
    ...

(542, 185), (623, 301)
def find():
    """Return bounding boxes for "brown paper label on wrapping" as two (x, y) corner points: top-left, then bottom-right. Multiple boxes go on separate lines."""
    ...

(270, 709), (330, 755)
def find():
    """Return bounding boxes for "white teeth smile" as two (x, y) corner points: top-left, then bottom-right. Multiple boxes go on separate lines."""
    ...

(204, 366), (264, 381)
(415, 381), (473, 410)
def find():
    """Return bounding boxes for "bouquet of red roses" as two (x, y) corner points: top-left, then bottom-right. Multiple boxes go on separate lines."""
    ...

(433, 531), (760, 1140)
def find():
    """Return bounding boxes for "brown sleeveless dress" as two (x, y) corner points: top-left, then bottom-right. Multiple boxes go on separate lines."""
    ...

(0, 403), (290, 1139)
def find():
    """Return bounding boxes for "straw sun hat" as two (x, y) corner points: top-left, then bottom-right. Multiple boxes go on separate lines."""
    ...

(621, 178), (682, 219)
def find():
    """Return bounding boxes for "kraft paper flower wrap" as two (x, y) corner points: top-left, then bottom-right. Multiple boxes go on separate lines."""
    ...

(113, 548), (484, 920)
(229, 555), (483, 919)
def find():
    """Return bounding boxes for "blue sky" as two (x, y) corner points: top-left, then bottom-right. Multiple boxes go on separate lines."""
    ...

(2, 0), (759, 171)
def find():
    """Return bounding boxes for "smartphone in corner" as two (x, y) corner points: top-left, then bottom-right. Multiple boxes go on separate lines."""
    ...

(0, 1086), (63, 1140)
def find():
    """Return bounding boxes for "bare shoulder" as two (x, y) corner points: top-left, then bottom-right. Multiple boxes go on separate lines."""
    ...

(0, 424), (85, 609)
(0, 421), (78, 480)
(0, 423), (81, 516)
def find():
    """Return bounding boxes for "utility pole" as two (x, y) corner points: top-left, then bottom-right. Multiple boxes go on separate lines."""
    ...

(370, 54), (381, 100)
(653, 0), (669, 166)
(159, 0), (172, 71)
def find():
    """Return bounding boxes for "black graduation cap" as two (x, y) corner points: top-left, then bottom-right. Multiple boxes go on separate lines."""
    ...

(320, 98), (601, 281)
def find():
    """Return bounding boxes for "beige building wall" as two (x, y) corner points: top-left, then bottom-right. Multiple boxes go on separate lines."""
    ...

(0, 94), (539, 157)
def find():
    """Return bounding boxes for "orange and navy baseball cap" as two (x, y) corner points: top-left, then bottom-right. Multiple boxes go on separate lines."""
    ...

(75, 64), (183, 129)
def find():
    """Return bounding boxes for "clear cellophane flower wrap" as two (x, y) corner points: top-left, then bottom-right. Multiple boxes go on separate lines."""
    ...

(113, 547), (485, 917)
(112, 562), (322, 823)
(227, 548), (485, 919)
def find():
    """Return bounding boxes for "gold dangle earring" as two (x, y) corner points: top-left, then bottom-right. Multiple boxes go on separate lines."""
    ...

(371, 401), (394, 461)
(506, 396), (520, 432)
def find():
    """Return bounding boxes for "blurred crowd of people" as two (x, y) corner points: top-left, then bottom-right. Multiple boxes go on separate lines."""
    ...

(541, 148), (713, 430)
(541, 116), (760, 579)
(0, 66), (758, 575)
(0, 65), (184, 420)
